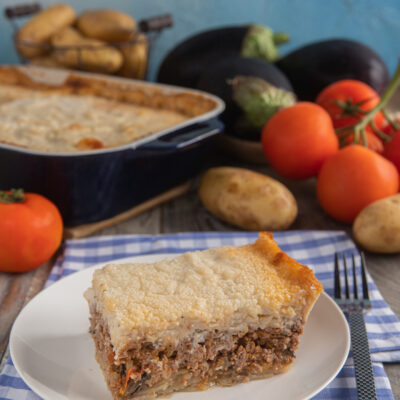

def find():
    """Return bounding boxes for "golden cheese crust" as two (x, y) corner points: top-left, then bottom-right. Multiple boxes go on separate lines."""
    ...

(0, 87), (187, 152)
(85, 233), (322, 357)
(0, 66), (217, 152)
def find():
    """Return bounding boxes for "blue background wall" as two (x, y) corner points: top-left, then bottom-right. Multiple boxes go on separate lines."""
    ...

(0, 0), (399, 80)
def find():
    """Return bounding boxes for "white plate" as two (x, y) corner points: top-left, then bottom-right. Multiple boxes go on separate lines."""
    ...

(10, 253), (350, 400)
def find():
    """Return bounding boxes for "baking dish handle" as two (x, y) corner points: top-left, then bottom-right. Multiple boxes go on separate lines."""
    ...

(137, 119), (224, 151)
(139, 14), (173, 32)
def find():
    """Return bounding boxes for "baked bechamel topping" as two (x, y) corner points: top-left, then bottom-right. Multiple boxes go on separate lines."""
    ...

(0, 85), (187, 152)
(86, 233), (322, 355)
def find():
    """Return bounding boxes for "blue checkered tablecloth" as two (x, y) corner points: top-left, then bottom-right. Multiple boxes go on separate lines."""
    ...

(1, 231), (399, 399)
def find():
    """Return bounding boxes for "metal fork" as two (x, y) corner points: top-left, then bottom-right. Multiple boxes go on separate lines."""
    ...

(334, 252), (377, 400)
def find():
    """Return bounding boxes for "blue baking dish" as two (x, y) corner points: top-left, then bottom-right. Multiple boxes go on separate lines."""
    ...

(0, 67), (225, 226)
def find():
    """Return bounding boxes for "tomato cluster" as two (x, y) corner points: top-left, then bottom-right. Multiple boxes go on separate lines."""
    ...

(261, 79), (400, 223)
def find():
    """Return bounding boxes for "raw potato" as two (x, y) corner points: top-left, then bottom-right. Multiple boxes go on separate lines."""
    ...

(51, 27), (123, 74)
(76, 9), (136, 42)
(353, 194), (400, 253)
(51, 26), (82, 45)
(16, 4), (75, 59)
(30, 55), (65, 69)
(199, 167), (297, 230)
(119, 34), (148, 79)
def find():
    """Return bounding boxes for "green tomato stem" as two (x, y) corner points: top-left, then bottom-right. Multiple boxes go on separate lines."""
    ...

(382, 108), (400, 131)
(355, 60), (400, 132)
(361, 128), (368, 147)
(0, 188), (25, 204)
(370, 119), (392, 141)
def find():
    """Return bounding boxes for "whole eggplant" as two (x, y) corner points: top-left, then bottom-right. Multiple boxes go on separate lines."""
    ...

(158, 26), (248, 88)
(196, 56), (293, 138)
(157, 25), (288, 88)
(276, 39), (389, 100)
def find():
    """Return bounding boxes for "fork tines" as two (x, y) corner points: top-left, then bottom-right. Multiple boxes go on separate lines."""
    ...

(334, 252), (371, 311)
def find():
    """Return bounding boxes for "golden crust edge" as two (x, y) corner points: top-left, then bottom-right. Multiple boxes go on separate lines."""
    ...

(250, 232), (323, 319)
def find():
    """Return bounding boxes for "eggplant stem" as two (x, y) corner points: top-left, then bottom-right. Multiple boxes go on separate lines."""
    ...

(273, 32), (290, 45)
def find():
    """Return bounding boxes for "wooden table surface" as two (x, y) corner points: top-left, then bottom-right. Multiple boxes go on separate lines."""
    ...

(0, 153), (399, 398)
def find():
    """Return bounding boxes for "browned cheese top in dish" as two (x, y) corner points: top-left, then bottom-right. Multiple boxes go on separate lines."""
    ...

(0, 85), (188, 152)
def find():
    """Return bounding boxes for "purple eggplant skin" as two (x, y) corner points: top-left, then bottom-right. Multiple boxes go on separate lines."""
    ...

(276, 39), (389, 100)
(157, 26), (249, 88)
(196, 56), (293, 133)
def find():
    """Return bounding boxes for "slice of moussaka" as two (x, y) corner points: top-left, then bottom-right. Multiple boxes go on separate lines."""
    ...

(84, 232), (323, 399)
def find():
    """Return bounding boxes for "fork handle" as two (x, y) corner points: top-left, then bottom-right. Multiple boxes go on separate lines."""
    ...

(349, 311), (377, 399)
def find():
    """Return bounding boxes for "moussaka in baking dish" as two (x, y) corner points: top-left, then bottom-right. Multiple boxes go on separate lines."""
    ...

(84, 233), (323, 399)
(0, 67), (218, 152)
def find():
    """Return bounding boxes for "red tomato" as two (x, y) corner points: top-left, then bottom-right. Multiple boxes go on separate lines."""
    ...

(384, 129), (400, 174)
(317, 145), (399, 223)
(382, 119), (400, 137)
(262, 102), (339, 179)
(316, 80), (385, 131)
(0, 190), (63, 272)
(342, 130), (384, 154)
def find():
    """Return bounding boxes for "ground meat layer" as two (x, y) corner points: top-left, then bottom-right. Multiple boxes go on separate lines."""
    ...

(89, 311), (303, 400)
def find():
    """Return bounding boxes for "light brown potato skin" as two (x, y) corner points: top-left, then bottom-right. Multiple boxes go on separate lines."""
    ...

(119, 34), (148, 79)
(51, 26), (82, 45)
(51, 27), (123, 74)
(199, 167), (297, 230)
(29, 55), (65, 69)
(76, 9), (136, 42)
(353, 194), (400, 253)
(16, 4), (76, 59)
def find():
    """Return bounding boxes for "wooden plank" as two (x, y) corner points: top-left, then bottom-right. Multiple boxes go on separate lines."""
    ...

(98, 206), (162, 236)
(0, 260), (53, 364)
(64, 182), (190, 239)
(161, 181), (235, 233)
(0, 273), (34, 362)
(385, 364), (400, 398)
(366, 253), (400, 318)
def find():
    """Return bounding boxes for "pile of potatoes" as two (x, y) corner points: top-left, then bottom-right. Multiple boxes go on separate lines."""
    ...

(16, 4), (148, 79)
